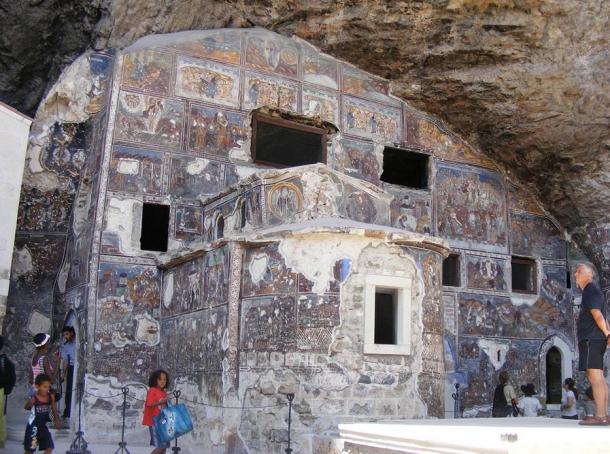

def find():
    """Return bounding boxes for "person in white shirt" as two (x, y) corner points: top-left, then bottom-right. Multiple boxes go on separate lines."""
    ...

(560, 377), (578, 420)
(518, 383), (542, 417)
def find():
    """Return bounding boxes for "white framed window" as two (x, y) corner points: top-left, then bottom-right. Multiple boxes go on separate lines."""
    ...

(364, 275), (413, 355)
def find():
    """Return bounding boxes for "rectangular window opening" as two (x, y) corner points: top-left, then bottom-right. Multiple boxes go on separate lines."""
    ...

(380, 147), (429, 189)
(512, 257), (536, 293)
(252, 115), (326, 168)
(374, 289), (397, 345)
(442, 254), (461, 287)
(566, 270), (571, 289)
(140, 203), (170, 252)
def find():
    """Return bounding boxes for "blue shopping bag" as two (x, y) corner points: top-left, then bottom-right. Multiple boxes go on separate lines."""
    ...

(153, 401), (193, 442)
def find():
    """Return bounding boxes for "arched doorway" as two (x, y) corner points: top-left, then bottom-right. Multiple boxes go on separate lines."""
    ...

(546, 347), (562, 404)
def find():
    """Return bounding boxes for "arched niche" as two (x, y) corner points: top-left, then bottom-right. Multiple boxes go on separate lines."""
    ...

(539, 335), (574, 409)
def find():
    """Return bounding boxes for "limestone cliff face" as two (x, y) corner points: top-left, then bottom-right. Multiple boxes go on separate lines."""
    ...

(1, 0), (609, 282)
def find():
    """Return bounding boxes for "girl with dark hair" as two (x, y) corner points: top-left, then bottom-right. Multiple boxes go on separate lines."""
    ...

(29, 334), (59, 398)
(561, 377), (578, 419)
(143, 369), (170, 454)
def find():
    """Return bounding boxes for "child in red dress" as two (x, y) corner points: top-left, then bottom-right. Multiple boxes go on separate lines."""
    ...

(142, 370), (170, 454)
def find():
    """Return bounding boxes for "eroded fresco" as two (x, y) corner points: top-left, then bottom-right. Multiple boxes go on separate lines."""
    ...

(436, 165), (507, 248)
(343, 96), (401, 143)
(240, 296), (297, 352)
(174, 205), (204, 242)
(168, 155), (224, 200)
(162, 30), (241, 64)
(466, 255), (507, 291)
(188, 105), (247, 155)
(508, 184), (545, 215)
(302, 47), (338, 89)
(342, 65), (394, 105)
(115, 91), (184, 148)
(176, 56), (240, 107)
(121, 50), (172, 96)
(17, 187), (74, 232)
(203, 245), (230, 307)
(243, 72), (299, 112)
(510, 212), (566, 259)
(94, 262), (160, 380)
(332, 138), (379, 185)
(42, 122), (90, 179)
(390, 190), (432, 234)
(245, 32), (299, 79)
(265, 179), (305, 225)
(86, 53), (113, 114)
(302, 87), (339, 125)
(163, 257), (203, 317)
(108, 146), (163, 194)
(242, 243), (297, 297)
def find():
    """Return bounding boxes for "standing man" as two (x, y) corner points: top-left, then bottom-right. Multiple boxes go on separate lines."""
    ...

(60, 326), (76, 421)
(575, 263), (610, 425)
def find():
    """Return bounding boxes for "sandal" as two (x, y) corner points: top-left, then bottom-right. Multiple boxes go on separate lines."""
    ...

(579, 416), (609, 426)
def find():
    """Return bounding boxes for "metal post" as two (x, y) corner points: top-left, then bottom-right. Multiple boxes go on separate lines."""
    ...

(452, 383), (461, 418)
(66, 381), (90, 454)
(171, 390), (182, 454)
(285, 393), (295, 454)
(114, 387), (131, 454)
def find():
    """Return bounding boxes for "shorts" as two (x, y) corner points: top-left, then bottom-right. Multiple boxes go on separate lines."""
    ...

(578, 340), (607, 371)
(23, 423), (54, 452)
(149, 424), (170, 449)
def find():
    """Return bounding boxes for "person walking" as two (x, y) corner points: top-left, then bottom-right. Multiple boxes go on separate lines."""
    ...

(143, 369), (170, 454)
(29, 334), (59, 398)
(574, 263), (610, 425)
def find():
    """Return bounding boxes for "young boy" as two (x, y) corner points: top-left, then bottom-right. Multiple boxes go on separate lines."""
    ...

(23, 373), (61, 454)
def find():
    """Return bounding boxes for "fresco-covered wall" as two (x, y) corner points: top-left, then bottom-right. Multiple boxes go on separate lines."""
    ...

(3, 26), (583, 453)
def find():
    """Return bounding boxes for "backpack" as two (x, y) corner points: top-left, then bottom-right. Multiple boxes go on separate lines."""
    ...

(0, 353), (16, 395)
(492, 383), (508, 416)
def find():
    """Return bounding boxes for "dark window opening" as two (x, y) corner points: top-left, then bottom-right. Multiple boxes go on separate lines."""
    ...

(546, 347), (562, 404)
(240, 201), (247, 229)
(512, 257), (536, 293)
(566, 270), (571, 289)
(252, 115), (326, 168)
(216, 215), (224, 239)
(140, 203), (170, 252)
(380, 147), (429, 189)
(442, 254), (461, 287)
(374, 290), (397, 345)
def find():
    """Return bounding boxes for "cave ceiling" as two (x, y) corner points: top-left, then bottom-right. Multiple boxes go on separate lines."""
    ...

(1, 0), (608, 281)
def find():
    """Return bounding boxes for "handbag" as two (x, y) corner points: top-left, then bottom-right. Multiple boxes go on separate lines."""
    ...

(153, 401), (193, 442)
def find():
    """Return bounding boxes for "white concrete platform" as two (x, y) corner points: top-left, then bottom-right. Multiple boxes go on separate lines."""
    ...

(339, 418), (610, 454)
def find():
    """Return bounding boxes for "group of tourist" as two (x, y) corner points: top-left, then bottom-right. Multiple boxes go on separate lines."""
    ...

(492, 263), (610, 424)
(0, 326), (76, 453)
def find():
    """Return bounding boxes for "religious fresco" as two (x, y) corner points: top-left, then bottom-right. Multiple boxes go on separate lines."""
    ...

(121, 50), (172, 95)
(168, 155), (224, 200)
(296, 294), (340, 351)
(508, 184), (545, 215)
(302, 48), (338, 89)
(436, 165), (507, 248)
(240, 296), (297, 352)
(245, 32), (299, 79)
(242, 243), (297, 297)
(539, 265), (573, 338)
(64, 232), (91, 290)
(86, 53), (113, 114)
(203, 245), (230, 307)
(175, 56), (240, 107)
(17, 187), (74, 232)
(389, 190), (432, 234)
(466, 255), (507, 291)
(510, 212), (566, 259)
(342, 96), (401, 143)
(243, 72), (299, 112)
(459, 338), (540, 411)
(188, 104), (248, 156)
(405, 113), (497, 170)
(298, 258), (352, 294)
(302, 87), (339, 125)
(265, 179), (304, 225)
(41, 121), (90, 179)
(163, 258), (203, 317)
(342, 65), (394, 105)
(174, 205), (204, 242)
(163, 30), (241, 64)
(332, 138), (379, 185)
(459, 289), (571, 339)
(93, 262), (160, 380)
(107, 146), (163, 195)
(339, 184), (385, 225)
(115, 91), (184, 148)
